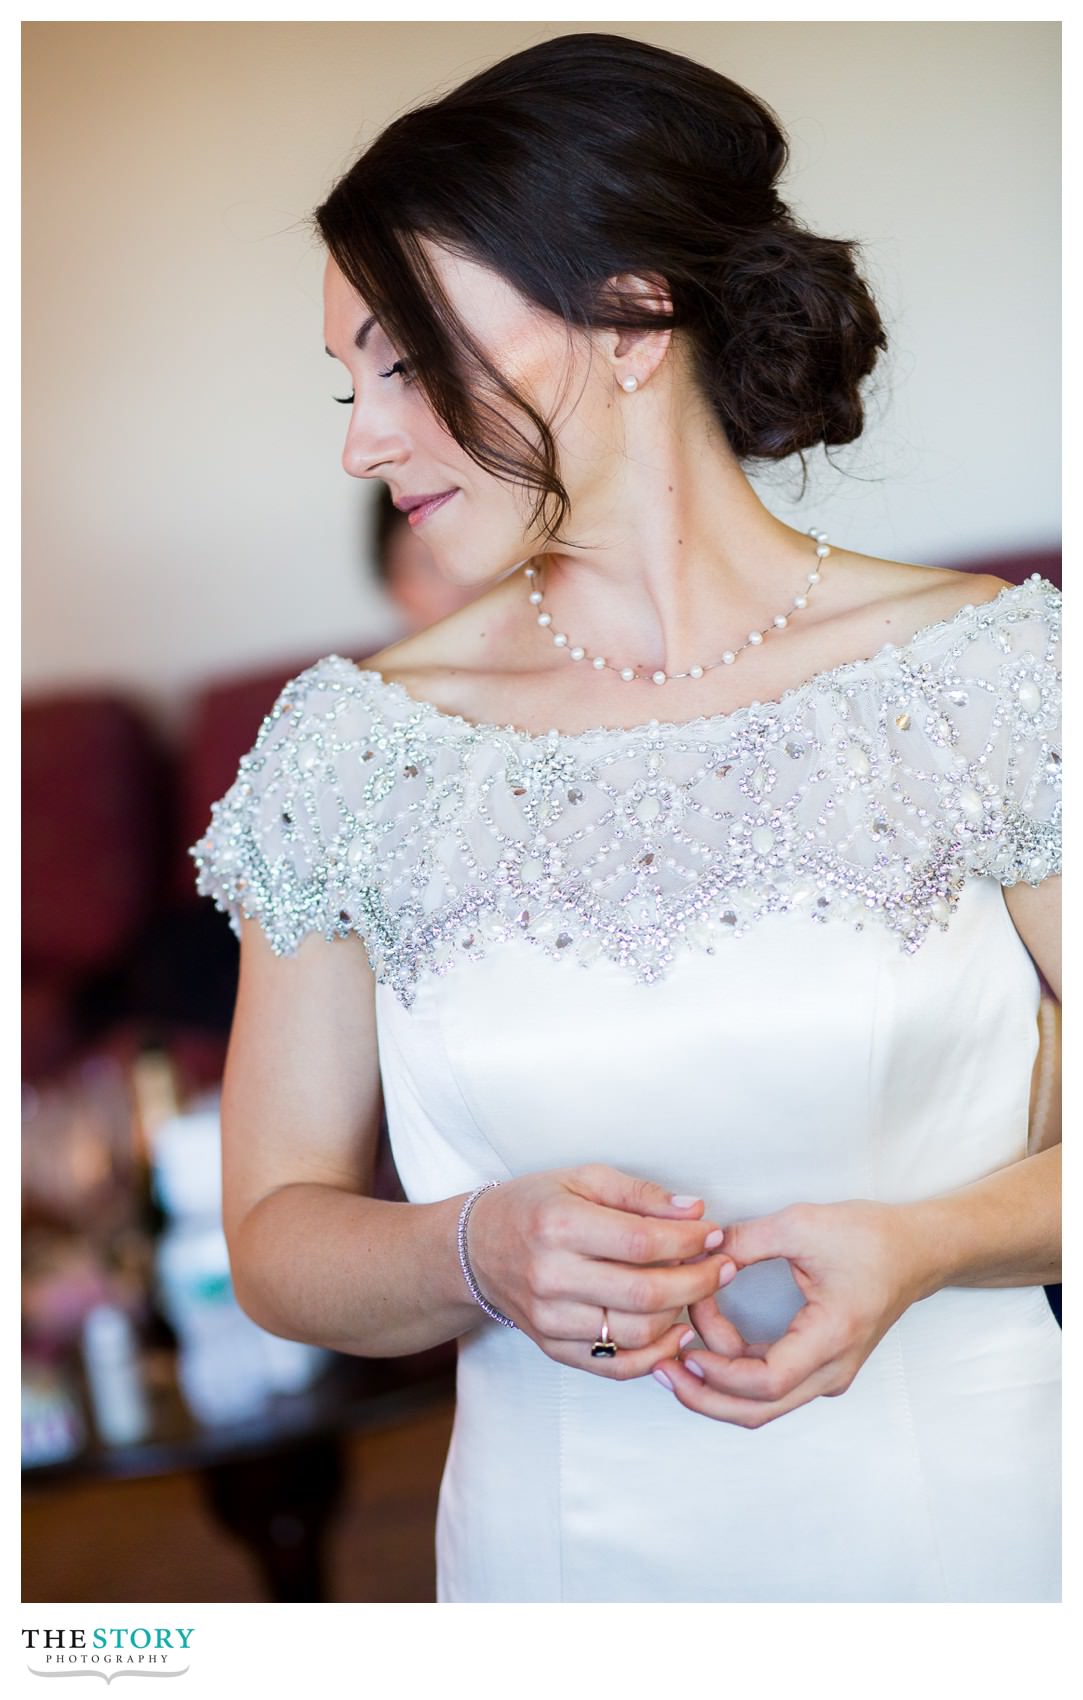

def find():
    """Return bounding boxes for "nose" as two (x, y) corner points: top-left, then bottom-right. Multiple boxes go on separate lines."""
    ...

(340, 403), (408, 482)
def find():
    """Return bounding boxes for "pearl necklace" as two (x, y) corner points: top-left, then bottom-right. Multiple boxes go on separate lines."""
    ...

(523, 527), (832, 685)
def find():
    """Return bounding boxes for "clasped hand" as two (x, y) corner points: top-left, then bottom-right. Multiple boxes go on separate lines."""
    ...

(468, 1167), (928, 1428)
(656, 1199), (927, 1428)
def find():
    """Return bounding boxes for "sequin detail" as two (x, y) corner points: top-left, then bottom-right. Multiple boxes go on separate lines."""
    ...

(189, 578), (1061, 1009)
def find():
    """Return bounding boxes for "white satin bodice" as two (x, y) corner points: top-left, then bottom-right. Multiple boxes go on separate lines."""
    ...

(372, 876), (1060, 1602)
(376, 874), (1039, 1264)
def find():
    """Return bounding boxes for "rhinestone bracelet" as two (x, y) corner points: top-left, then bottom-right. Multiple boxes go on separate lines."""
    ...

(457, 1182), (519, 1328)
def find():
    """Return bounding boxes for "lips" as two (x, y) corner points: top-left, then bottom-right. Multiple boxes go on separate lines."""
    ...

(402, 490), (458, 527)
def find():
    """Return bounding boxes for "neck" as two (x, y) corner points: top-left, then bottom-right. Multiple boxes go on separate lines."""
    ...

(530, 422), (822, 677)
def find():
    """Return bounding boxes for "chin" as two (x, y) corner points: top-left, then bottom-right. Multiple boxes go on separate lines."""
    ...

(492, 553), (533, 583)
(437, 541), (528, 589)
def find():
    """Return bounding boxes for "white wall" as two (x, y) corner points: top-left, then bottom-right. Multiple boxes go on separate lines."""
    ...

(23, 20), (1060, 735)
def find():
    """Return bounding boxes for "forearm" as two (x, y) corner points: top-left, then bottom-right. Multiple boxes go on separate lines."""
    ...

(896, 1144), (1061, 1302)
(230, 1182), (487, 1357)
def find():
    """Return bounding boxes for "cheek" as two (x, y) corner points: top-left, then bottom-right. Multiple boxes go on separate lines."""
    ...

(521, 345), (576, 417)
(524, 344), (608, 448)
(486, 316), (575, 411)
(412, 392), (461, 449)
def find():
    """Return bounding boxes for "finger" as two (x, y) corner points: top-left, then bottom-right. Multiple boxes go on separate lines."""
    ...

(546, 1316), (696, 1381)
(552, 1193), (728, 1267)
(528, 1289), (693, 1354)
(556, 1248), (735, 1317)
(656, 1352), (843, 1428)
(686, 1291), (748, 1358)
(720, 1208), (804, 1271)
(682, 1302), (839, 1402)
(567, 1165), (714, 1227)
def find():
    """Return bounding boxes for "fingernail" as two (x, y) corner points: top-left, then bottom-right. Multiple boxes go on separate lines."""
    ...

(704, 1228), (724, 1249)
(684, 1358), (706, 1380)
(718, 1261), (736, 1288)
(679, 1328), (695, 1349)
(671, 1194), (701, 1208)
(652, 1367), (674, 1390)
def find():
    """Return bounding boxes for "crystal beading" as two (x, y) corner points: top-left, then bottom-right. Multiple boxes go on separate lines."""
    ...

(189, 577), (1061, 1012)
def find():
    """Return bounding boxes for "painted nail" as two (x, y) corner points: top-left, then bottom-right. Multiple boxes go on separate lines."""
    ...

(679, 1329), (695, 1349)
(652, 1367), (674, 1390)
(684, 1359), (706, 1380)
(671, 1194), (701, 1208)
(718, 1261), (736, 1288)
(704, 1228), (724, 1249)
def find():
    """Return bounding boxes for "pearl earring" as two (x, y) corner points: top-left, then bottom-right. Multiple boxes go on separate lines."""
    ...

(621, 375), (639, 392)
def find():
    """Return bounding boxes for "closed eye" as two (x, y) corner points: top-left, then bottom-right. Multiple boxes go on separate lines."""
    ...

(334, 358), (415, 403)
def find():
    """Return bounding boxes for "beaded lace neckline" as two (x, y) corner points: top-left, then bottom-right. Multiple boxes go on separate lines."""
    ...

(189, 574), (1059, 1007)
(328, 580), (1027, 748)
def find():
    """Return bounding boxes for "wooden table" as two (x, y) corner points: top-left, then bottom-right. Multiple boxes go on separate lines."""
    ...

(22, 1343), (455, 1602)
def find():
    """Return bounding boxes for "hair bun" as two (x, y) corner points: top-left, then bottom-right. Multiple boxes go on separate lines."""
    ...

(691, 219), (888, 462)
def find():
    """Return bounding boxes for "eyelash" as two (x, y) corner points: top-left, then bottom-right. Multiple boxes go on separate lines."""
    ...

(334, 359), (415, 403)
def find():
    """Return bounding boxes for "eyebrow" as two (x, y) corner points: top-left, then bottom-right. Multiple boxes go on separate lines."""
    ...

(325, 314), (377, 358)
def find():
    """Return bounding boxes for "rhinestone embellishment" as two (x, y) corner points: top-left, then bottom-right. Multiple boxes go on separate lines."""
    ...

(189, 578), (1061, 1010)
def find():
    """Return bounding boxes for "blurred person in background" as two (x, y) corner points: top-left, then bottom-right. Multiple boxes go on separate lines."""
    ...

(372, 481), (480, 634)
(190, 32), (1060, 1604)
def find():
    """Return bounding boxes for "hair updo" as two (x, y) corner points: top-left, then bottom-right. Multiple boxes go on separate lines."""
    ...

(313, 31), (887, 542)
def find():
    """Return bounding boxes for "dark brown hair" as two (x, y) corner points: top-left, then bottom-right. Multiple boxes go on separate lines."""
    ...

(312, 31), (887, 543)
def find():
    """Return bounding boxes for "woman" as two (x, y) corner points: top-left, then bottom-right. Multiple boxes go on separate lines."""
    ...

(191, 33), (1061, 1602)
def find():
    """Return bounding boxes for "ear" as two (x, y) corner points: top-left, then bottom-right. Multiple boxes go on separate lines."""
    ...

(601, 270), (674, 380)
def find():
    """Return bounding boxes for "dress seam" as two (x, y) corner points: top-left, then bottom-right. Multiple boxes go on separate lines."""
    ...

(891, 1321), (952, 1600)
(558, 1365), (567, 1601)
(864, 948), (950, 1600)
(861, 936), (882, 1203)
(391, 982), (517, 1187)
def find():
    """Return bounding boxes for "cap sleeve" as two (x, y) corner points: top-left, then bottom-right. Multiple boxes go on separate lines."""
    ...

(950, 576), (1061, 887)
(188, 661), (360, 955)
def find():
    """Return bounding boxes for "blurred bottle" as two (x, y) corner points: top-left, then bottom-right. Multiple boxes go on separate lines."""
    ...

(151, 1104), (328, 1426)
(80, 1302), (151, 1447)
(127, 1041), (180, 1180)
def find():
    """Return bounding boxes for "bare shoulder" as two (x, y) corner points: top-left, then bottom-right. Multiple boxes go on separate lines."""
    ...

(765, 553), (1018, 684)
(829, 555), (1015, 639)
(354, 573), (523, 697)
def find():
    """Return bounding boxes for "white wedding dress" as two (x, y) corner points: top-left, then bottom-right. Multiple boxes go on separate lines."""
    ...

(191, 575), (1062, 1602)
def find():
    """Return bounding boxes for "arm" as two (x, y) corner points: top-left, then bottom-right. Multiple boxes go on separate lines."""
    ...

(895, 1144), (1059, 1297)
(1028, 994), (1061, 1155)
(225, 919), (736, 1370)
(890, 588), (1063, 1294)
(221, 918), (487, 1358)
(653, 873), (1062, 1425)
(894, 869), (1062, 1295)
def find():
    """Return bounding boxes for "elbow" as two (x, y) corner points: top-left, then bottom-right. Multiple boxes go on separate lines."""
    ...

(225, 1205), (292, 1340)
(226, 1241), (277, 1337)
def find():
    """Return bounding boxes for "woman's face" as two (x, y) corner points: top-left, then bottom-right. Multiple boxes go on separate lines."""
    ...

(322, 246), (622, 587)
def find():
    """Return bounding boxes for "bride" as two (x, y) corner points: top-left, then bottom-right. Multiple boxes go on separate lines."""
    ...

(192, 32), (1060, 1601)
